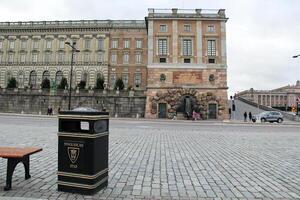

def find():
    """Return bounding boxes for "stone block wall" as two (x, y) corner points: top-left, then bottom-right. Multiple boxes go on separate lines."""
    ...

(0, 89), (146, 117)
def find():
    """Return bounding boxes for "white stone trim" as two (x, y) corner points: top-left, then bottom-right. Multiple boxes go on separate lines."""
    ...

(147, 20), (154, 64)
(147, 63), (227, 69)
(220, 21), (227, 65)
(196, 21), (202, 64)
(172, 20), (178, 63)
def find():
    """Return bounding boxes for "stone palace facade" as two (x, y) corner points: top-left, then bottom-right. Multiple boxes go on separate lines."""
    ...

(0, 8), (229, 119)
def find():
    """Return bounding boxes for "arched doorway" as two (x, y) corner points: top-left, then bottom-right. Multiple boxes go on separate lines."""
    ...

(176, 95), (198, 119)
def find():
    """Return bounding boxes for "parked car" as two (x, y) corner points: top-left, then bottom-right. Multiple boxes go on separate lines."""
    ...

(252, 111), (284, 123)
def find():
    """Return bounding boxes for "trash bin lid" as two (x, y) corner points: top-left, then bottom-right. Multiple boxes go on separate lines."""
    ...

(59, 107), (109, 116)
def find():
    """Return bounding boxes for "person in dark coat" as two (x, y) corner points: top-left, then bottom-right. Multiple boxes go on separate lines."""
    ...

(244, 112), (247, 122)
(249, 112), (252, 122)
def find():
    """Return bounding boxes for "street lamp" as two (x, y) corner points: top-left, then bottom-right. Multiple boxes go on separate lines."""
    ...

(65, 41), (80, 110)
(292, 54), (300, 58)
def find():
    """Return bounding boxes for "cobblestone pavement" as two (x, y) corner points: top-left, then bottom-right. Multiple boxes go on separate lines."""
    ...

(0, 116), (299, 200)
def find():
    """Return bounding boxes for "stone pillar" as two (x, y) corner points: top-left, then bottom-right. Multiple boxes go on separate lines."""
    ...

(220, 21), (227, 65)
(147, 20), (154, 65)
(196, 21), (202, 64)
(172, 20), (178, 64)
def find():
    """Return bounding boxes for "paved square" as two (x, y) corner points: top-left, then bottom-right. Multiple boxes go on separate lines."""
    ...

(0, 116), (299, 199)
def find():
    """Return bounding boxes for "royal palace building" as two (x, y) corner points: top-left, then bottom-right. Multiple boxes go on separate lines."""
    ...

(0, 8), (229, 119)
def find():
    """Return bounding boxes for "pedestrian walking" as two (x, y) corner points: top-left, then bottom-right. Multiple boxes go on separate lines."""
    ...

(244, 112), (247, 122)
(249, 112), (252, 122)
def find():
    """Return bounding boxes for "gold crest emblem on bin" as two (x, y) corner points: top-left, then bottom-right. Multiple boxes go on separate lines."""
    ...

(67, 147), (80, 163)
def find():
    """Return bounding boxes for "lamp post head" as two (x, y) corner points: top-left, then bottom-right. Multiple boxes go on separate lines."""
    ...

(293, 54), (300, 58)
(65, 42), (70, 45)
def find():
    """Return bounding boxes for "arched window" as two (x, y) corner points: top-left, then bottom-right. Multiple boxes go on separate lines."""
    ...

(6, 71), (12, 85)
(55, 71), (63, 85)
(96, 72), (103, 80)
(42, 70), (50, 81)
(29, 70), (37, 88)
(18, 71), (24, 88)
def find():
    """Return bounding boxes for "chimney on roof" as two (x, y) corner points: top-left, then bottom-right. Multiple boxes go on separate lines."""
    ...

(172, 8), (178, 15)
(195, 9), (202, 15)
(218, 9), (226, 17)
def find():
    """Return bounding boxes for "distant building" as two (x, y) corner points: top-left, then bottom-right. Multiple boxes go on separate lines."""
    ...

(0, 8), (229, 119)
(236, 81), (300, 109)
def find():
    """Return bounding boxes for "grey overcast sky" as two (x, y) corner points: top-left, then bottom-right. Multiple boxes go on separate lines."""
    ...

(1, 0), (300, 95)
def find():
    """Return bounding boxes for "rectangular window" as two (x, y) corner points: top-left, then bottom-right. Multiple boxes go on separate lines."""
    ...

(111, 53), (117, 63)
(85, 40), (91, 49)
(44, 52), (51, 63)
(21, 40), (27, 49)
(9, 41), (14, 49)
(112, 40), (118, 48)
(58, 52), (65, 63)
(123, 53), (129, 64)
(124, 40), (130, 48)
(0, 41), (3, 49)
(184, 58), (191, 63)
(33, 40), (39, 49)
(98, 39), (104, 50)
(134, 73), (141, 87)
(46, 40), (52, 49)
(122, 73), (129, 87)
(20, 53), (26, 63)
(98, 52), (104, 63)
(182, 39), (192, 56)
(208, 58), (215, 63)
(110, 74), (116, 88)
(8, 53), (14, 63)
(184, 25), (191, 32)
(135, 53), (142, 64)
(0, 54), (2, 63)
(208, 25), (215, 32)
(32, 53), (38, 63)
(136, 40), (142, 49)
(207, 40), (216, 56)
(84, 53), (90, 63)
(158, 39), (167, 55)
(59, 40), (65, 49)
(160, 25), (167, 32)
(159, 57), (166, 63)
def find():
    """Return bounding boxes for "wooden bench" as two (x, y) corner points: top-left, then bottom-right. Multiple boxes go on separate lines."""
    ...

(0, 147), (42, 190)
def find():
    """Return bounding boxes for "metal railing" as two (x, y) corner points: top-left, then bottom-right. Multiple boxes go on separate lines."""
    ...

(0, 61), (108, 66)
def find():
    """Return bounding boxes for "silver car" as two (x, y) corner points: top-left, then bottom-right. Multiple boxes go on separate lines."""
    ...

(252, 111), (284, 123)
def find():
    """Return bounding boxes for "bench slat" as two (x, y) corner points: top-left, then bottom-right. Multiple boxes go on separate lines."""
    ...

(0, 147), (42, 158)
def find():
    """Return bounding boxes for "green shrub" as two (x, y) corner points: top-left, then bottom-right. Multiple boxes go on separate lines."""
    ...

(57, 77), (68, 89)
(7, 77), (17, 89)
(78, 80), (86, 89)
(41, 78), (50, 89)
(95, 76), (105, 89)
(114, 78), (124, 90)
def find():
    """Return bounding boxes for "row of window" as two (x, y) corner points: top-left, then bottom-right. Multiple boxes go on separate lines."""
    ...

(110, 52), (142, 64)
(0, 39), (105, 51)
(159, 24), (216, 33)
(5, 70), (103, 88)
(0, 52), (105, 63)
(109, 73), (142, 88)
(4, 70), (143, 89)
(111, 40), (142, 49)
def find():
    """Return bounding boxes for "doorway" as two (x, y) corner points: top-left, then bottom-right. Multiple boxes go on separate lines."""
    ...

(208, 103), (217, 119)
(158, 103), (167, 118)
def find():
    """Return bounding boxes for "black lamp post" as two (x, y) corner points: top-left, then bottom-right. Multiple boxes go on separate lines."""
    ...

(65, 42), (80, 110)
(293, 54), (300, 115)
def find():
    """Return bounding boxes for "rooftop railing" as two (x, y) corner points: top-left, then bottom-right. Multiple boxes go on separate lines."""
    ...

(0, 20), (146, 28)
(148, 8), (226, 18)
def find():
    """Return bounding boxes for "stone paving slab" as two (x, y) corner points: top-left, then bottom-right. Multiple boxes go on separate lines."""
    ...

(0, 116), (299, 199)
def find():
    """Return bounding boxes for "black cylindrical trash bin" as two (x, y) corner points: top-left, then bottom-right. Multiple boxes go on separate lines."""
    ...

(57, 107), (109, 195)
